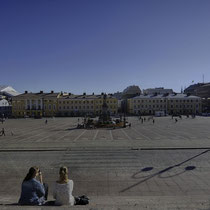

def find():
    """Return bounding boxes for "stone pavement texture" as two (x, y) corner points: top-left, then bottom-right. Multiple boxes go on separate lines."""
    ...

(1, 116), (210, 209)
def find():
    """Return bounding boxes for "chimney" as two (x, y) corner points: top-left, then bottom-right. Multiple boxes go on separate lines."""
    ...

(69, 93), (71, 96)
(40, 90), (43, 94)
(51, 90), (54, 94)
(25, 91), (28, 94)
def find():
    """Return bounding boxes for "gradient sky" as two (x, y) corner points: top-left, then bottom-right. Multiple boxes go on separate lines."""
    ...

(0, 0), (210, 94)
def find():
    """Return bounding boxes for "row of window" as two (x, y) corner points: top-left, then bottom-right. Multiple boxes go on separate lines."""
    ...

(134, 100), (166, 103)
(133, 99), (200, 103)
(134, 104), (199, 110)
(14, 99), (117, 104)
(133, 110), (198, 114)
(134, 105), (166, 109)
(170, 104), (199, 108)
(58, 105), (116, 110)
(59, 100), (117, 104)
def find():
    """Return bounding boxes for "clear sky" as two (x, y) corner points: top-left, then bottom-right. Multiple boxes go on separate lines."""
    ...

(0, 0), (210, 94)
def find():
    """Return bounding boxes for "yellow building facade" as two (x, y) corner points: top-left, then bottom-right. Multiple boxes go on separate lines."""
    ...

(57, 94), (118, 116)
(12, 92), (118, 117)
(12, 91), (60, 117)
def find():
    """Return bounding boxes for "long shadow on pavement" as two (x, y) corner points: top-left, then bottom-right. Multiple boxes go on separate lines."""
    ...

(120, 149), (209, 193)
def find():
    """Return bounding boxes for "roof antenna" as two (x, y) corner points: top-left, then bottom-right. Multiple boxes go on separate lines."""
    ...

(203, 74), (204, 83)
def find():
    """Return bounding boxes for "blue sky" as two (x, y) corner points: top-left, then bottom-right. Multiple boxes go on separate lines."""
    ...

(0, 0), (210, 94)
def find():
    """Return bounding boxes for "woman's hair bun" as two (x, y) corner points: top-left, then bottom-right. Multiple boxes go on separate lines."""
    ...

(59, 166), (68, 175)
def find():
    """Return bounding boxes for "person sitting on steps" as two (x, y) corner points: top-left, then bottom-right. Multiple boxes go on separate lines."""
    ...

(18, 166), (48, 205)
(53, 166), (75, 206)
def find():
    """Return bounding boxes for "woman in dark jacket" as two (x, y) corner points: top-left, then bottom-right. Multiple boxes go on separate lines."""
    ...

(18, 166), (48, 205)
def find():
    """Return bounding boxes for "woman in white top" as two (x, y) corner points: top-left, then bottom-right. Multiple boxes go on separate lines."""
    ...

(53, 166), (75, 206)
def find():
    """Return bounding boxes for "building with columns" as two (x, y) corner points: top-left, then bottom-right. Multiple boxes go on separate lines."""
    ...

(12, 91), (61, 117)
(12, 91), (118, 117)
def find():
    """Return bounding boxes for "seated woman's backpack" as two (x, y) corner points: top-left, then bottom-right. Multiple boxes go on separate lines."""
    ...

(75, 195), (89, 205)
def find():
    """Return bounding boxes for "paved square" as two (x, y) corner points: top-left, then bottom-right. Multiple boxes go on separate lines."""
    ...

(1, 116), (210, 149)
(1, 116), (210, 209)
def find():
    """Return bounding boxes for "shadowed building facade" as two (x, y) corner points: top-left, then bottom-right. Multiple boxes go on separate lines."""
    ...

(127, 93), (201, 115)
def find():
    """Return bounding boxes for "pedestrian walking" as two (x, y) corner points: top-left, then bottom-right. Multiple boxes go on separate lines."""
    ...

(1, 128), (5, 136)
(128, 123), (131, 128)
(153, 119), (155, 124)
(45, 119), (48, 124)
(175, 118), (178, 123)
(141, 118), (144, 124)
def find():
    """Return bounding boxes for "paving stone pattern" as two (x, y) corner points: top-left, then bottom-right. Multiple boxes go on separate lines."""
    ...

(1, 116), (210, 209)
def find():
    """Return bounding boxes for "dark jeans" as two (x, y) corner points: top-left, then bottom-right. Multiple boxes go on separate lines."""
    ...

(43, 183), (48, 200)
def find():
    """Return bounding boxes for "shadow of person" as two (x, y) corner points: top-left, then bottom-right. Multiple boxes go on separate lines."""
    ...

(131, 167), (153, 179)
(158, 165), (196, 179)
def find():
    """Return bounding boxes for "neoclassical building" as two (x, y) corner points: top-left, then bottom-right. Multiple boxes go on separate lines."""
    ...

(12, 91), (118, 117)
(57, 93), (118, 116)
(127, 93), (201, 115)
(12, 91), (61, 117)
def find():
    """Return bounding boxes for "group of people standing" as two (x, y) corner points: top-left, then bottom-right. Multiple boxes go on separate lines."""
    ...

(18, 166), (88, 206)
